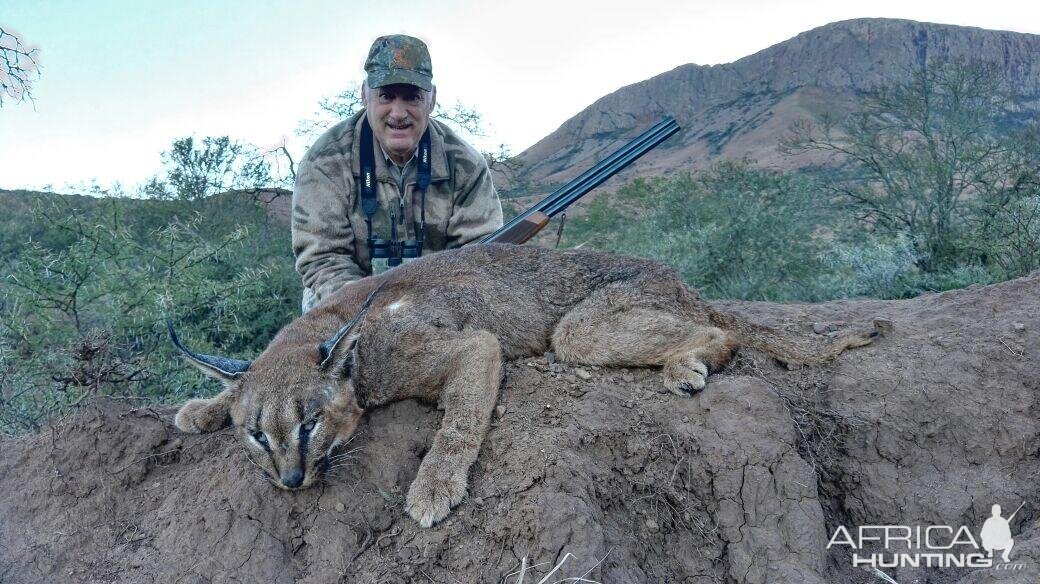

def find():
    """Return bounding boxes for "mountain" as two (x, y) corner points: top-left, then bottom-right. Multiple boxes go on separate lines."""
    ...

(505, 18), (1040, 193)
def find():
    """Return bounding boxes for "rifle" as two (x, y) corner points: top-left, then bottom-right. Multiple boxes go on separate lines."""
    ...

(482, 117), (680, 245)
(1008, 501), (1026, 522)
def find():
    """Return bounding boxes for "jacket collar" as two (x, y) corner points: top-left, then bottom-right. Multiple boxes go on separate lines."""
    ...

(349, 110), (449, 182)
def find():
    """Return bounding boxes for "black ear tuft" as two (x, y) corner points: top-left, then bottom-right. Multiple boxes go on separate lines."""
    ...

(168, 321), (251, 382)
(317, 282), (386, 370)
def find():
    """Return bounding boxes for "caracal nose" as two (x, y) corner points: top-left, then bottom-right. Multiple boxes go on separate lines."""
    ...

(281, 469), (304, 488)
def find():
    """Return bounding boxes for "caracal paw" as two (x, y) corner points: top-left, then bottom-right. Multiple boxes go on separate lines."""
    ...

(663, 360), (708, 397)
(405, 471), (468, 528)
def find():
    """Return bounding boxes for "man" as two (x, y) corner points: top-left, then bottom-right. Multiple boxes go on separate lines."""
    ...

(292, 34), (504, 312)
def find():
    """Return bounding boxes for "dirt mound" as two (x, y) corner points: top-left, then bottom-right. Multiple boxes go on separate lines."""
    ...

(2, 272), (1039, 583)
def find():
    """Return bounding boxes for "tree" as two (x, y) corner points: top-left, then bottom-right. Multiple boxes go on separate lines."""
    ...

(784, 60), (1040, 275)
(143, 136), (273, 201)
(0, 25), (41, 107)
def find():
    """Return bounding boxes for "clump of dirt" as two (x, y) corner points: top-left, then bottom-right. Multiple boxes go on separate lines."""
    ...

(1, 271), (1039, 583)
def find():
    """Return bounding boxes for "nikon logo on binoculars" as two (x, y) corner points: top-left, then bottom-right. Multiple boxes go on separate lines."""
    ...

(828, 502), (1026, 576)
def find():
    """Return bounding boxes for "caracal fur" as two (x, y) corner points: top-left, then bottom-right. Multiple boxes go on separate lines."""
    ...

(172, 244), (875, 527)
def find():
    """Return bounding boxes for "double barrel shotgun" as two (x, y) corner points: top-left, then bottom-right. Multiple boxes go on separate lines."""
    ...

(482, 117), (680, 245)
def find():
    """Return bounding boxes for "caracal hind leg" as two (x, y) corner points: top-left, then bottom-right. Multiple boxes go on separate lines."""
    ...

(659, 328), (738, 395)
(405, 330), (502, 528)
(552, 290), (738, 396)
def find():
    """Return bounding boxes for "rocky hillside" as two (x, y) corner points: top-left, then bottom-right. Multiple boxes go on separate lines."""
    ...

(506, 18), (1040, 192)
(2, 269), (1038, 583)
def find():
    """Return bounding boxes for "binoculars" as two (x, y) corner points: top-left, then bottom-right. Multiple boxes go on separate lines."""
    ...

(369, 236), (422, 275)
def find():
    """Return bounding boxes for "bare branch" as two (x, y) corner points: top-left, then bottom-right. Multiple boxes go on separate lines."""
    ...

(0, 25), (41, 107)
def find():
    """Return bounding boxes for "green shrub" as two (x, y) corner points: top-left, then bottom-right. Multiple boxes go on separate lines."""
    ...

(0, 195), (299, 434)
(562, 162), (834, 301)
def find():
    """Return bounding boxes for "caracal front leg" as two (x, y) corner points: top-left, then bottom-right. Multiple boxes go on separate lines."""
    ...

(405, 330), (503, 527)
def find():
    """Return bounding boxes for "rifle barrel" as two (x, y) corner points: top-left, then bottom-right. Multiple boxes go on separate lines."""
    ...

(482, 117), (680, 244)
(542, 120), (677, 217)
(1008, 501), (1026, 522)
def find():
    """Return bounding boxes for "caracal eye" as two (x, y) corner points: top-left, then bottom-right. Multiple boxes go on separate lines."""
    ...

(250, 429), (269, 447)
(301, 417), (318, 434)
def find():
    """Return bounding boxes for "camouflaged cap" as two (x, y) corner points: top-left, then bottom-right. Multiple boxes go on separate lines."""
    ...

(292, 110), (503, 306)
(365, 35), (434, 91)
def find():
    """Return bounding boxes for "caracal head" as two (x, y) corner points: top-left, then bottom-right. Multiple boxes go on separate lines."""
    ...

(168, 286), (382, 490)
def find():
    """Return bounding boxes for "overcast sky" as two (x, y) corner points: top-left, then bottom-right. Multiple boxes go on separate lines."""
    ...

(1, 0), (1038, 191)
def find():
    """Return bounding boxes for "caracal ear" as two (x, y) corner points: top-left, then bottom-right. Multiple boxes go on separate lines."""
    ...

(167, 321), (251, 384)
(323, 334), (360, 379)
(174, 387), (236, 433)
(317, 282), (385, 377)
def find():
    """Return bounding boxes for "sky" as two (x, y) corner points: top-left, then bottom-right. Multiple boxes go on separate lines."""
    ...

(1, 0), (1039, 191)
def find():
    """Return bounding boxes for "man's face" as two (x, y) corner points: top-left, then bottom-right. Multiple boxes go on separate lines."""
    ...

(363, 83), (435, 165)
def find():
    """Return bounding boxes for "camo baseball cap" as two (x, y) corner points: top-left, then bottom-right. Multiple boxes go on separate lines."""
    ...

(364, 35), (434, 91)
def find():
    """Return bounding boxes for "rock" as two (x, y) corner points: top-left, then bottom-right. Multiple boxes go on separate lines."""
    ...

(494, 405), (506, 418)
(873, 317), (895, 335)
(544, 351), (557, 364)
(335, 502), (345, 512)
(812, 322), (840, 334)
(1013, 322), (1026, 332)
(368, 511), (393, 532)
(575, 368), (593, 381)
(397, 546), (419, 562)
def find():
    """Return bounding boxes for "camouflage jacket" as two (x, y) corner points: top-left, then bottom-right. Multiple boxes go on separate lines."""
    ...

(292, 110), (503, 303)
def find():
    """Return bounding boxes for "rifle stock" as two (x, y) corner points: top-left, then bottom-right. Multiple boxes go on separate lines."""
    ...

(489, 211), (551, 245)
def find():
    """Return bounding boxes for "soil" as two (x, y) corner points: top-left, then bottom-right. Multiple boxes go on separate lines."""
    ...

(1, 271), (1038, 583)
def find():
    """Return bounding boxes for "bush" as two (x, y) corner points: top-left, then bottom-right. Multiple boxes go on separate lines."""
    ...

(562, 162), (835, 301)
(0, 194), (300, 434)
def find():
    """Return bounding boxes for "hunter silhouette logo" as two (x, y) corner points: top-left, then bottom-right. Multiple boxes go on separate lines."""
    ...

(827, 502), (1027, 571)
(980, 502), (1024, 562)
